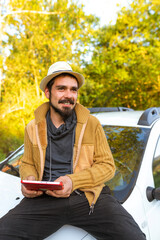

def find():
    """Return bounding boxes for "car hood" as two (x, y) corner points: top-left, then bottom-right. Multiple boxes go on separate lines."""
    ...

(0, 172), (95, 240)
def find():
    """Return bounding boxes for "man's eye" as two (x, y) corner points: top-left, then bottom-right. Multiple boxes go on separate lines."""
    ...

(58, 87), (65, 90)
(72, 88), (78, 92)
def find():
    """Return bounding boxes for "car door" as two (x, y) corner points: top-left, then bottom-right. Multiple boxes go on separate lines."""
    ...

(142, 122), (160, 240)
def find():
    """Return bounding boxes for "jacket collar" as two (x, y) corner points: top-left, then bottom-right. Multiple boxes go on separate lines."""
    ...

(34, 102), (50, 124)
(34, 102), (90, 148)
(75, 103), (90, 124)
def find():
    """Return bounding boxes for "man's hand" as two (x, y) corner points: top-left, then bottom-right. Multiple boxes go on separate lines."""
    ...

(46, 176), (72, 198)
(21, 176), (43, 198)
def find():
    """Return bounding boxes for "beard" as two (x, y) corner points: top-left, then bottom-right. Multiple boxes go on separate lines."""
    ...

(49, 97), (75, 121)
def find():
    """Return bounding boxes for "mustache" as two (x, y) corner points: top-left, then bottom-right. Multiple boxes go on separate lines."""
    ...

(58, 99), (74, 104)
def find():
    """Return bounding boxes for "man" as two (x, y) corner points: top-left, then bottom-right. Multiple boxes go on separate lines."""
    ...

(0, 61), (146, 240)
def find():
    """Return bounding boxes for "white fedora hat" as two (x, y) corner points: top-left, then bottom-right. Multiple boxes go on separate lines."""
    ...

(40, 61), (85, 92)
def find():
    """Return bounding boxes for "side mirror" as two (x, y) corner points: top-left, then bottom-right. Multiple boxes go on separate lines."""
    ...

(146, 186), (160, 202)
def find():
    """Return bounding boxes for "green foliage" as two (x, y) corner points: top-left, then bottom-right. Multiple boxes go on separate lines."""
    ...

(0, 0), (99, 157)
(1, 0), (160, 158)
(0, 152), (6, 162)
(80, 0), (160, 109)
(0, 118), (24, 161)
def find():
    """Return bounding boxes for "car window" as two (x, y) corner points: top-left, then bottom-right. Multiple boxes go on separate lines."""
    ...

(0, 146), (24, 177)
(103, 126), (150, 203)
(153, 136), (160, 188)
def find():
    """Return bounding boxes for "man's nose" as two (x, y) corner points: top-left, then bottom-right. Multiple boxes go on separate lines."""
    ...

(64, 89), (72, 98)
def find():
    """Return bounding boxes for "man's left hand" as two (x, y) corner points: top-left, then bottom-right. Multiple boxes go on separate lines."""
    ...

(45, 176), (72, 198)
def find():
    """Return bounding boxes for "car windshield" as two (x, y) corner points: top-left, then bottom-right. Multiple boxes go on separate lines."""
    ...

(103, 125), (150, 203)
(0, 126), (150, 203)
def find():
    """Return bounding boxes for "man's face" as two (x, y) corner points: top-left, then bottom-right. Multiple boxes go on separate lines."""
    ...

(45, 75), (78, 119)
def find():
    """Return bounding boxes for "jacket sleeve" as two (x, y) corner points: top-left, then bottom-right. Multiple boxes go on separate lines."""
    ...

(19, 126), (39, 180)
(68, 123), (116, 191)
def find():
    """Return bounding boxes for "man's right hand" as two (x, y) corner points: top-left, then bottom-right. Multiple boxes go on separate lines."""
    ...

(21, 175), (43, 198)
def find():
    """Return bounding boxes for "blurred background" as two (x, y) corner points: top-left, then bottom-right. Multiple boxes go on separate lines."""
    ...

(0, 0), (160, 159)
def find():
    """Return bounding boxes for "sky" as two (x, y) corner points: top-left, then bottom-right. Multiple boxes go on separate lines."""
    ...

(79, 0), (132, 26)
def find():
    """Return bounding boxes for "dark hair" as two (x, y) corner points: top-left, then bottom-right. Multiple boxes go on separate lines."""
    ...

(46, 73), (78, 94)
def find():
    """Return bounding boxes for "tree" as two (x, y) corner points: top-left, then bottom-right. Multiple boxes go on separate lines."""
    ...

(81, 0), (160, 109)
(0, 0), (99, 158)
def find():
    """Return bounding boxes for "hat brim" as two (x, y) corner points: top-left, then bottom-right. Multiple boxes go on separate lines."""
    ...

(40, 70), (84, 92)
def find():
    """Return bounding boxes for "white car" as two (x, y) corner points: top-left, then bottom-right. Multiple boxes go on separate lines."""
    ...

(0, 107), (160, 240)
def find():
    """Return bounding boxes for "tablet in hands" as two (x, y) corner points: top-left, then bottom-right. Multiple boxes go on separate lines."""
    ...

(21, 180), (64, 191)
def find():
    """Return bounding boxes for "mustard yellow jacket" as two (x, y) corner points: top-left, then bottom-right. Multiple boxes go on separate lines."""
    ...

(20, 102), (115, 206)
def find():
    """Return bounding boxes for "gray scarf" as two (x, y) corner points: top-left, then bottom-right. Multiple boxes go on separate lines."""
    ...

(42, 110), (77, 181)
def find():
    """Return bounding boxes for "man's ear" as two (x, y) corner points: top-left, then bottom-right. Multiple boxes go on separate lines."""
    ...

(45, 88), (50, 99)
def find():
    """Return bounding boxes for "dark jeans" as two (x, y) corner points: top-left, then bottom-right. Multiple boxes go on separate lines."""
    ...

(0, 187), (146, 240)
